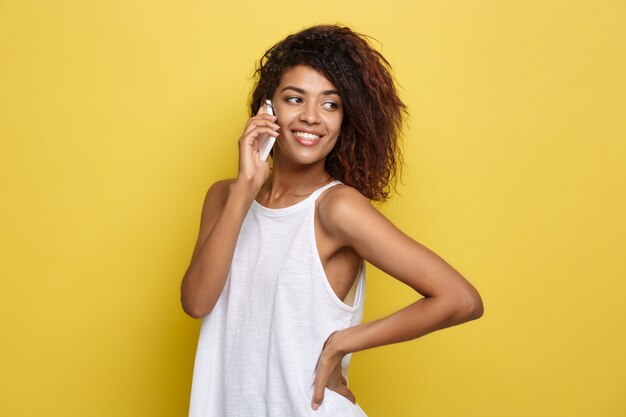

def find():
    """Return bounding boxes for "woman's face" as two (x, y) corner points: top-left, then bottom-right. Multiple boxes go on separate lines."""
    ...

(271, 65), (343, 166)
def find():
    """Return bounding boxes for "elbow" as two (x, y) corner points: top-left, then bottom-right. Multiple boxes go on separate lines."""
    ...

(181, 301), (211, 319)
(453, 288), (484, 323)
(180, 293), (213, 319)
(464, 290), (484, 321)
(467, 293), (484, 321)
(180, 273), (215, 319)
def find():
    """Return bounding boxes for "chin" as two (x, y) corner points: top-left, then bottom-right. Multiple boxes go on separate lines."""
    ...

(287, 152), (328, 167)
(275, 143), (335, 166)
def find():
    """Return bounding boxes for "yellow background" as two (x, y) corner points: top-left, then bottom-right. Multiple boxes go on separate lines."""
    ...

(1, 1), (625, 416)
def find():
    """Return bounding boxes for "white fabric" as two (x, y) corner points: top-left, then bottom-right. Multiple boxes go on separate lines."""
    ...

(189, 180), (368, 417)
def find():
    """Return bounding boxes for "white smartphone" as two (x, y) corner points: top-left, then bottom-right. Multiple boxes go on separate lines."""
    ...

(258, 99), (277, 162)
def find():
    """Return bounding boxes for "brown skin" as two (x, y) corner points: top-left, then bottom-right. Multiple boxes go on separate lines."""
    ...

(180, 66), (484, 410)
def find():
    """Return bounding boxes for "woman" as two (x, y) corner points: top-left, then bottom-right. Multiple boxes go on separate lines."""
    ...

(181, 25), (483, 417)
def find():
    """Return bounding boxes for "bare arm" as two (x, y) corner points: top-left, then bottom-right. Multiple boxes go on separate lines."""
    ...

(180, 107), (279, 318)
(311, 187), (483, 408)
(336, 192), (483, 352)
(180, 180), (258, 318)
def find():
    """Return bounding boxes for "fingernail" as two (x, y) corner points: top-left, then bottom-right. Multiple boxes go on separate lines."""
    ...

(312, 403), (320, 410)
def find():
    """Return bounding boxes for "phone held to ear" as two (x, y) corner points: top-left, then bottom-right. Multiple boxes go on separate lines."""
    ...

(258, 99), (276, 162)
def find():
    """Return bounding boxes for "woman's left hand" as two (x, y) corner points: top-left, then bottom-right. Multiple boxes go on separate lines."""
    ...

(311, 330), (356, 410)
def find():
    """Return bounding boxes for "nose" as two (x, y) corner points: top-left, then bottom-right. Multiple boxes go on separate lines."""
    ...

(298, 103), (320, 124)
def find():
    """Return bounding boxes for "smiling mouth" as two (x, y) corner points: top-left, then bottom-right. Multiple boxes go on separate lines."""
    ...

(293, 131), (321, 141)
(291, 130), (324, 147)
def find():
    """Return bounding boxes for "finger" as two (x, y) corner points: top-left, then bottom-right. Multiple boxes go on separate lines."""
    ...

(243, 118), (279, 136)
(311, 359), (332, 410)
(252, 112), (278, 123)
(311, 384), (324, 410)
(239, 128), (278, 151)
(240, 127), (280, 146)
(256, 100), (278, 115)
(333, 385), (356, 405)
(255, 102), (267, 115)
(243, 117), (277, 134)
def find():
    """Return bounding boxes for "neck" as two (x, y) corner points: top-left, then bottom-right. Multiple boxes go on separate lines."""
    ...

(258, 157), (333, 204)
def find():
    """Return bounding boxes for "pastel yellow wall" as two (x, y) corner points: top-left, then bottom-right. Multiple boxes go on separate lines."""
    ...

(1, 1), (624, 416)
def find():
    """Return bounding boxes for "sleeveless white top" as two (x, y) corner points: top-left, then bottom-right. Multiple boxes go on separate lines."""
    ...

(189, 180), (368, 417)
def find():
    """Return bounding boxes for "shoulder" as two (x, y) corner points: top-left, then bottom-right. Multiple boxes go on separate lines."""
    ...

(318, 184), (371, 215)
(204, 178), (236, 205)
(200, 178), (237, 217)
(317, 184), (379, 241)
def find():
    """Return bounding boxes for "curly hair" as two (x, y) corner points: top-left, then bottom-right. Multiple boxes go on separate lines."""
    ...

(250, 25), (407, 201)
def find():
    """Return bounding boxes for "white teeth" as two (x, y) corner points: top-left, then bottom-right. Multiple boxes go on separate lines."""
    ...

(294, 132), (320, 140)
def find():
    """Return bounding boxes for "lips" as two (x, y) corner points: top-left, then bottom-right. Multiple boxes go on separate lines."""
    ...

(292, 130), (323, 147)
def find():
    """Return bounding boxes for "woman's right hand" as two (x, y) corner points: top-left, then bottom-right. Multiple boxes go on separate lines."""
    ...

(236, 104), (279, 191)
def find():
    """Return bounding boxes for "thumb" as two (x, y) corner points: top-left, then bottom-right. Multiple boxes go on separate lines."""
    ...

(311, 385), (325, 411)
(311, 362), (329, 410)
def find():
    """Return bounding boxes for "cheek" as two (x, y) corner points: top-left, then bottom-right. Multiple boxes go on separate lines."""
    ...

(329, 114), (343, 135)
(275, 107), (296, 126)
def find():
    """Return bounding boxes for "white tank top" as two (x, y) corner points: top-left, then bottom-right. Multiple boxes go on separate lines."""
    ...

(189, 180), (368, 417)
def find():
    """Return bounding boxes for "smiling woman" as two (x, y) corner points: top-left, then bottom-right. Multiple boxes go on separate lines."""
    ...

(180, 25), (483, 417)
(251, 25), (406, 201)
(270, 66), (344, 165)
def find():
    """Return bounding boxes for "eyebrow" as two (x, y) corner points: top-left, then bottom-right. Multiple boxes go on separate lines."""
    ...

(280, 86), (340, 96)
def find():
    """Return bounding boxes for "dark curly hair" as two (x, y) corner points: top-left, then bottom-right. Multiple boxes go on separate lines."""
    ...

(250, 25), (407, 201)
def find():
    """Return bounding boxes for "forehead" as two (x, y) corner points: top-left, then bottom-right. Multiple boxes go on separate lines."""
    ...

(277, 65), (338, 93)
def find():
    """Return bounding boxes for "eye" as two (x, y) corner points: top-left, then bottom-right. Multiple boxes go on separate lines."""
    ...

(286, 96), (303, 104)
(322, 101), (339, 110)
